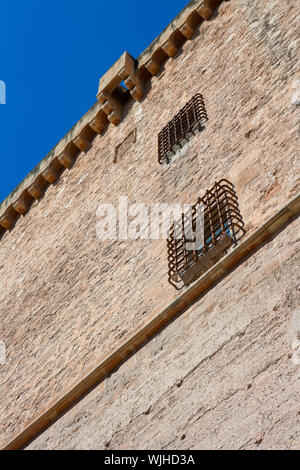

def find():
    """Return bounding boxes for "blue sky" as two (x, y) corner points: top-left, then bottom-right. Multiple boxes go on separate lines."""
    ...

(0, 0), (188, 203)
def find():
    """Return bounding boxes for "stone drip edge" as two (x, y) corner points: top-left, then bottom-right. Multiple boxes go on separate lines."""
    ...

(0, 0), (224, 236)
(3, 192), (300, 450)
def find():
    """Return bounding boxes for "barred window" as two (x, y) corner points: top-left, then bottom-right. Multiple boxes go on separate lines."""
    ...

(167, 179), (246, 288)
(158, 93), (208, 164)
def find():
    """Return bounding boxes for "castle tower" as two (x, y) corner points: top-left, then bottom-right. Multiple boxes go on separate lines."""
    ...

(0, 0), (299, 450)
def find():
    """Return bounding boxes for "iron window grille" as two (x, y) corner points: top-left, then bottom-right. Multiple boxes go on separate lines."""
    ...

(158, 93), (208, 164)
(167, 179), (246, 289)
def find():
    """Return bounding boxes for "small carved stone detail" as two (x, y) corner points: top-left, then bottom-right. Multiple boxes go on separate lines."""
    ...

(114, 128), (137, 164)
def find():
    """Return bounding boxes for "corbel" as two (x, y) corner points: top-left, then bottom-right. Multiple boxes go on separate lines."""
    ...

(177, 11), (202, 39)
(0, 206), (18, 230)
(42, 158), (63, 184)
(90, 109), (108, 134)
(118, 53), (145, 102)
(98, 91), (123, 126)
(28, 175), (48, 200)
(162, 35), (179, 58)
(145, 56), (161, 76)
(58, 141), (79, 169)
(73, 125), (95, 152)
(198, 0), (221, 20)
(13, 190), (33, 215)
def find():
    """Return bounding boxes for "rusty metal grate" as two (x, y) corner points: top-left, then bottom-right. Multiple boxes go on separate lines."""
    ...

(158, 93), (208, 164)
(167, 179), (246, 289)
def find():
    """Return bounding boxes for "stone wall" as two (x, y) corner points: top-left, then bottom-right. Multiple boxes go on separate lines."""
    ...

(26, 216), (300, 449)
(0, 0), (299, 447)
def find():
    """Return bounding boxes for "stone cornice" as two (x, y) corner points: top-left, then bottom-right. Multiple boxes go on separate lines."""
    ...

(0, 0), (223, 236)
(3, 193), (300, 450)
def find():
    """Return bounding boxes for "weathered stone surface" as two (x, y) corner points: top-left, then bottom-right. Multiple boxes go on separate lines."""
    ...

(0, 0), (299, 448)
(26, 217), (300, 449)
(290, 310), (300, 366)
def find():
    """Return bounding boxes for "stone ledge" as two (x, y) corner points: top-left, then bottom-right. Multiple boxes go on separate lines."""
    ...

(3, 192), (299, 451)
(0, 0), (223, 235)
